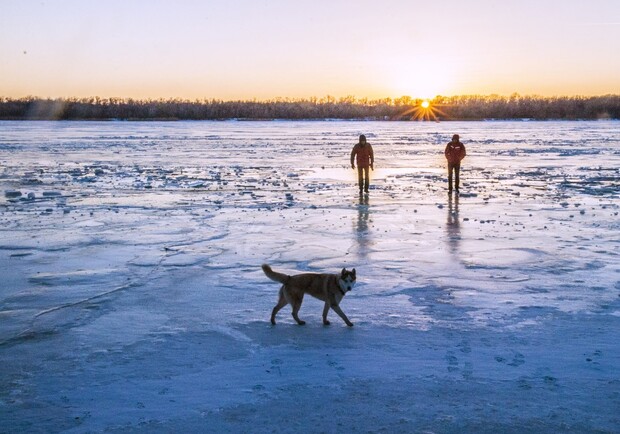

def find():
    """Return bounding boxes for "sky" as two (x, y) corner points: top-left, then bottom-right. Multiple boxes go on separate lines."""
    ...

(1, 0), (619, 100)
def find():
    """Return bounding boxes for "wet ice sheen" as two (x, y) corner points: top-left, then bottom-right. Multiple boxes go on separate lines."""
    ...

(0, 120), (619, 432)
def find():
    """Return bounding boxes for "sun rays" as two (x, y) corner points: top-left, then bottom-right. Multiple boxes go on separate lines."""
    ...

(398, 99), (449, 121)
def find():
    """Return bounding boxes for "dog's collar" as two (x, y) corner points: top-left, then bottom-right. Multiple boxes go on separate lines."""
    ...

(338, 288), (347, 296)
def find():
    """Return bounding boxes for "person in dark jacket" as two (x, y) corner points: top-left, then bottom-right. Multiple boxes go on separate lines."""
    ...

(444, 134), (466, 193)
(350, 134), (374, 194)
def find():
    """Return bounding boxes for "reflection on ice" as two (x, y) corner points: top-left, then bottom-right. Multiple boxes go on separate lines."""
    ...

(354, 193), (372, 260)
(446, 193), (461, 257)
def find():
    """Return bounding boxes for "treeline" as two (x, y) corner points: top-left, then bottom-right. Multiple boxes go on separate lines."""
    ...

(0, 94), (618, 121)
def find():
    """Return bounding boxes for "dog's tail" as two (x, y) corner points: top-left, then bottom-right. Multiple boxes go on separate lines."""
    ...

(261, 264), (290, 284)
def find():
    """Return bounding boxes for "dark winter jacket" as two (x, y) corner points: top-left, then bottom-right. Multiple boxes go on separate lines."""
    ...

(444, 141), (466, 165)
(351, 143), (374, 168)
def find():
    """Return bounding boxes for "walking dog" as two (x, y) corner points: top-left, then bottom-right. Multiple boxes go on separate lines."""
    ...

(262, 264), (356, 326)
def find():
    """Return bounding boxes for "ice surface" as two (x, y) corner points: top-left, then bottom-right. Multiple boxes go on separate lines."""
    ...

(1, 120), (619, 432)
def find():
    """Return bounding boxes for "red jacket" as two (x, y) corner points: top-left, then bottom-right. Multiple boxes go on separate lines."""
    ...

(445, 141), (466, 164)
(351, 143), (374, 168)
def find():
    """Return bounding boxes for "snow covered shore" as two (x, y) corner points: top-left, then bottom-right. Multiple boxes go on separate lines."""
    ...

(1, 120), (619, 433)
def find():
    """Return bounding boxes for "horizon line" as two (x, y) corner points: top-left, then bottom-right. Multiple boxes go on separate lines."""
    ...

(3, 93), (620, 103)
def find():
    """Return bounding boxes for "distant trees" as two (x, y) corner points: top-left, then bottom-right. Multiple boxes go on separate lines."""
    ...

(0, 94), (618, 120)
(428, 94), (620, 120)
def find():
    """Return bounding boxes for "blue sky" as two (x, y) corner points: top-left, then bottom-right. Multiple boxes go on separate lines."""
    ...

(1, 0), (619, 99)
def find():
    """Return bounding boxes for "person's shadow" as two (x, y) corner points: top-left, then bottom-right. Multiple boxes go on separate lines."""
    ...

(354, 193), (371, 259)
(446, 193), (461, 256)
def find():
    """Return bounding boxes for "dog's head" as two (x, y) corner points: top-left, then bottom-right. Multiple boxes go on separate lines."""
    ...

(338, 268), (356, 293)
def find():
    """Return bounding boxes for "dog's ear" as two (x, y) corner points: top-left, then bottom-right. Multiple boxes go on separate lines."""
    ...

(352, 268), (356, 278)
(341, 268), (346, 277)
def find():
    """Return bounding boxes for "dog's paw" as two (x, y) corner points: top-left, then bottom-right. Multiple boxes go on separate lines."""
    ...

(297, 320), (306, 325)
(346, 322), (354, 327)
(323, 320), (331, 326)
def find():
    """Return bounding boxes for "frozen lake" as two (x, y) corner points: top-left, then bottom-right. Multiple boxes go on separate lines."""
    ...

(1, 120), (619, 432)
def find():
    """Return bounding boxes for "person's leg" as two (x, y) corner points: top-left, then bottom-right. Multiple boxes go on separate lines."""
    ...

(455, 164), (461, 191)
(357, 167), (363, 192)
(447, 163), (454, 191)
(364, 167), (370, 193)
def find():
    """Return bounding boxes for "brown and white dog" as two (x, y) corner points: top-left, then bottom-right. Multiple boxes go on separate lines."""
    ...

(262, 264), (356, 326)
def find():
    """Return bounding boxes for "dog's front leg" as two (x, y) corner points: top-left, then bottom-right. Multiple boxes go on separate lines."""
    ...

(322, 302), (331, 325)
(331, 304), (353, 327)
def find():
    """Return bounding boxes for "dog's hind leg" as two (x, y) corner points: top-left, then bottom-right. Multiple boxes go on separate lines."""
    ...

(271, 286), (288, 325)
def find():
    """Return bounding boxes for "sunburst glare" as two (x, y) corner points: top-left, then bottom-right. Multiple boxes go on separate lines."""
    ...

(399, 99), (448, 121)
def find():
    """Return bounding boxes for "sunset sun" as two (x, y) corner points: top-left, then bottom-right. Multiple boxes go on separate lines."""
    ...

(396, 98), (448, 121)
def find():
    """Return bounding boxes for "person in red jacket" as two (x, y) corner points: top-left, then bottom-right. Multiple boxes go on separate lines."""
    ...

(444, 134), (466, 193)
(350, 134), (374, 193)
